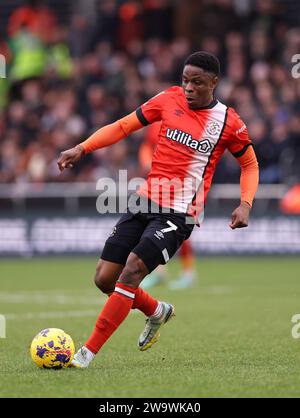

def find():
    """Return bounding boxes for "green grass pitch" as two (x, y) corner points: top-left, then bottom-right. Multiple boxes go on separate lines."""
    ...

(0, 256), (300, 398)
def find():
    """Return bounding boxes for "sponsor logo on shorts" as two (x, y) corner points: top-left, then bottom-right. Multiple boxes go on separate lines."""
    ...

(154, 230), (164, 240)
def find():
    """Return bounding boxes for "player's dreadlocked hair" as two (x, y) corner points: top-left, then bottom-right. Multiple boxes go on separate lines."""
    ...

(184, 51), (220, 76)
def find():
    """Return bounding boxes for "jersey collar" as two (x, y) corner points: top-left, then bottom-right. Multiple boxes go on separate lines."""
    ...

(192, 98), (218, 110)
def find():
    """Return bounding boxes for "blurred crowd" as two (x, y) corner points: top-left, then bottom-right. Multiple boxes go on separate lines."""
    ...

(0, 0), (300, 185)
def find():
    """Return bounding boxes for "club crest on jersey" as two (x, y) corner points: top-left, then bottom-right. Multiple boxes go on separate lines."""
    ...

(166, 128), (212, 154)
(205, 121), (221, 136)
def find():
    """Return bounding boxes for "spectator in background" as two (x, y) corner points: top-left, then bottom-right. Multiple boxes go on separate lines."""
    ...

(7, 0), (57, 43)
(8, 29), (48, 82)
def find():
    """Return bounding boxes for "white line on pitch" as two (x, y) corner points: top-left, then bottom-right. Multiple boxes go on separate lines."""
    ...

(5, 309), (102, 321)
(4, 307), (139, 321)
(0, 291), (106, 305)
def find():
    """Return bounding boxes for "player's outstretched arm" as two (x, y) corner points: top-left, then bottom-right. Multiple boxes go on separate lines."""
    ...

(57, 112), (143, 172)
(229, 146), (259, 229)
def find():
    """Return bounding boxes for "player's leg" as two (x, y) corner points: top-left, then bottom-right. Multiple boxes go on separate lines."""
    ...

(94, 259), (123, 295)
(97, 211), (142, 292)
(72, 233), (180, 368)
(71, 213), (165, 367)
(169, 239), (196, 290)
(86, 243), (174, 355)
(134, 213), (194, 351)
(94, 212), (168, 317)
(81, 253), (150, 358)
(94, 247), (162, 318)
(72, 250), (157, 368)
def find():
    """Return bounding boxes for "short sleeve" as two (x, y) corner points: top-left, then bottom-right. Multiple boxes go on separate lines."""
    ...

(136, 91), (166, 126)
(227, 109), (252, 158)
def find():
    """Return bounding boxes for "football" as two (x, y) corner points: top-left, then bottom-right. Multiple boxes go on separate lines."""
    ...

(30, 328), (75, 369)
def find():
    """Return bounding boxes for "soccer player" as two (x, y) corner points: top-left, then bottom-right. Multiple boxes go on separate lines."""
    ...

(57, 51), (259, 368)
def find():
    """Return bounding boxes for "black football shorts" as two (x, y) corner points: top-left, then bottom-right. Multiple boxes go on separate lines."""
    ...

(101, 202), (194, 273)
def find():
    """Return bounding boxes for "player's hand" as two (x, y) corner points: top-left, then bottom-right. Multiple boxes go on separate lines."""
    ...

(229, 201), (251, 229)
(57, 145), (85, 172)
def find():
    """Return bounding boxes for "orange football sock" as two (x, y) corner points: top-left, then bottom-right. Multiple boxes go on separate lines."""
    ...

(105, 287), (158, 317)
(85, 282), (137, 354)
(132, 287), (158, 317)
